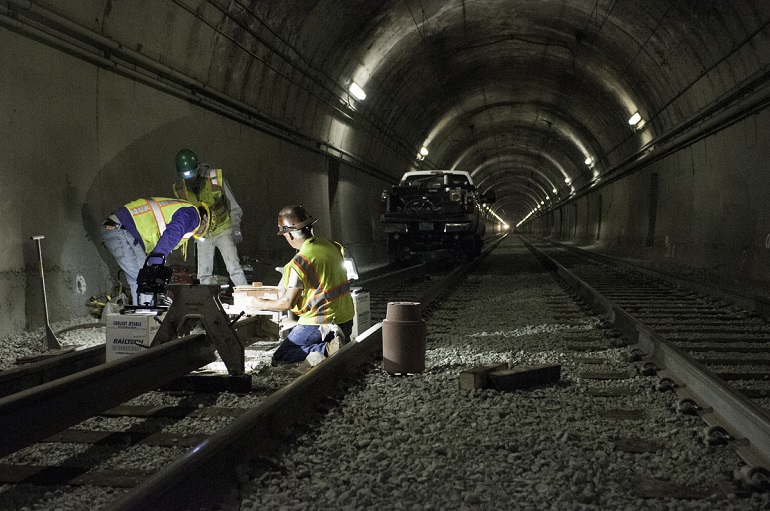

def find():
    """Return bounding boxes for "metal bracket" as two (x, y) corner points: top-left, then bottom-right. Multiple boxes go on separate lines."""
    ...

(151, 284), (245, 375)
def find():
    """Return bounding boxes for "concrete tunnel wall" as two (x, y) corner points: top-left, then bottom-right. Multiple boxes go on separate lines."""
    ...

(2, 1), (769, 340)
(524, 107), (770, 285)
(0, 26), (391, 338)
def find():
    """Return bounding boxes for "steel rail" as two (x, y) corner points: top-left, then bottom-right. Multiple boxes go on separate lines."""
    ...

(542, 239), (770, 316)
(0, 258), (452, 407)
(110, 323), (384, 511)
(522, 237), (770, 470)
(357, 262), (429, 290)
(0, 345), (105, 399)
(110, 237), (506, 510)
(0, 314), (275, 398)
(0, 334), (216, 458)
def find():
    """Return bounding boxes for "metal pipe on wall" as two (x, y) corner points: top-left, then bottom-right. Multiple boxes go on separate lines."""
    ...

(3, 0), (398, 182)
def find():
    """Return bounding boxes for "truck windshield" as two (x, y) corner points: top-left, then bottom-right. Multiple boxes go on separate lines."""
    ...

(402, 174), (472, 188)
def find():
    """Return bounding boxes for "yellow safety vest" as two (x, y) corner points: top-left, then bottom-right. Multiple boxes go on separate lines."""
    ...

(283, 237), (355, 325)
(126, 197), (198, 255)
(173, 168), (232, 236)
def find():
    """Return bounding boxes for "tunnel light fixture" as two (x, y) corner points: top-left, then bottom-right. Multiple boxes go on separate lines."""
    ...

(584, 157), (593, 166)
(628, 111), (642, 126)
(564, 177), (571, 185)
(552, 188), (557, 194)
(419, 146), (429, 156)
(349, 82), (366, 101)
(487, 208), (508, 226)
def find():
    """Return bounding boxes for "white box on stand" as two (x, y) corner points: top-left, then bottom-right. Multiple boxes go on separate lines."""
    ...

(105, 312), (162, 362)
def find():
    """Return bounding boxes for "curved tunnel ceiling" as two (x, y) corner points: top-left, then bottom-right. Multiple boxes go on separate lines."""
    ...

(314, 0), (770, 225)
(19, 0), (768, 227)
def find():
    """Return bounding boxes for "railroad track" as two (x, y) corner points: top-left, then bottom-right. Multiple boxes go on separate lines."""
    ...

(522, 235), (770, 474)
(0, 236), (505, 510)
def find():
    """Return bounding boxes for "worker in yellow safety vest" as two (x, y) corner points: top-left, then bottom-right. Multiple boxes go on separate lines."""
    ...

(173, 149), (247, 287)
(250, 205), (355, 365)
(101, 197), (210, 305)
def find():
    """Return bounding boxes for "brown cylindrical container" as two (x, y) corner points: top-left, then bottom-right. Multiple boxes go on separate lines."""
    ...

(382, 302), (427, 374)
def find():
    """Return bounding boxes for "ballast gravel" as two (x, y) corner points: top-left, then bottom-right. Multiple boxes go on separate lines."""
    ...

(1, 238), (769, 510)
(234, 241), (769, 511)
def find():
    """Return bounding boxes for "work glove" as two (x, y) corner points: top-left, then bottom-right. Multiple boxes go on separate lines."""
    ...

(232, 229), (243, 244)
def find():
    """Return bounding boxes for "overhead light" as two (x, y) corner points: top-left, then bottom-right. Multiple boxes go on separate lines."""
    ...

(419, 146), (429, 156)
(565, 177), (571, 184)
(552, 188), (557, 194)
(628, 112), (642, 126)
(349, 82), (366, 101)
(584, 157), (593, 166)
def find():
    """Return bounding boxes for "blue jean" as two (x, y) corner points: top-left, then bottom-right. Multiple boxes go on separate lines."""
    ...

(271, 320), (354, 364)
(196, 228), (247, 286)
(101, 226), (147, 305)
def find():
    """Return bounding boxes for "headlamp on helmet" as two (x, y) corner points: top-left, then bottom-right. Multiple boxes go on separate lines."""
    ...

(276, 204), (317, 235)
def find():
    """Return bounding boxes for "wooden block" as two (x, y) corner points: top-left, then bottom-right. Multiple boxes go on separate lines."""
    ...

(232, 285), (282, 310)
(586, 387), (638, 397)
(487, 363), (561, 391)
(598, 409), (645, 420)
(458, 363), (508, 390)
(579, 371), (631, 380)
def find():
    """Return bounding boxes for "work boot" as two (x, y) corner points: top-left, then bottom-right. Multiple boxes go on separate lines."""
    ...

(325, 335), (341, 357)
(287, 352), (325, 376)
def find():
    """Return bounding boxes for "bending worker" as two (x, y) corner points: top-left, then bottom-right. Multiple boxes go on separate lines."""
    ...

(249, 205), (355, 365)
(173, 149), (247, 287)
(101, 197), (210, 305)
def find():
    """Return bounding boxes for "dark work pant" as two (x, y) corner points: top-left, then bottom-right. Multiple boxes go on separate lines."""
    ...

(271, 320), (354, 364)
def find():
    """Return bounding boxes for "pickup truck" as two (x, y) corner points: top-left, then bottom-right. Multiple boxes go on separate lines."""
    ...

(380, 170), (495, 262)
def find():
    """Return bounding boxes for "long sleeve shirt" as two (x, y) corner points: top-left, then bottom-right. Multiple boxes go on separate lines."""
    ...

(114, 204), (200, 258)
(222, 179), (242, 229)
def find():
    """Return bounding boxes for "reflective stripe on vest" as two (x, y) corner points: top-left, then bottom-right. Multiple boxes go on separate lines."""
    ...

(126, 198), (195, 253)
(172, 169), (231, 235)
(147, 199), (167, 235)
(208, 168), (222, 191)
(284, 238), (354, 325)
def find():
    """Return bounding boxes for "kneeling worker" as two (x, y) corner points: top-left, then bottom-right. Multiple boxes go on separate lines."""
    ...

(101, 197), (210, 305)
(249, 205), (355, 365)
